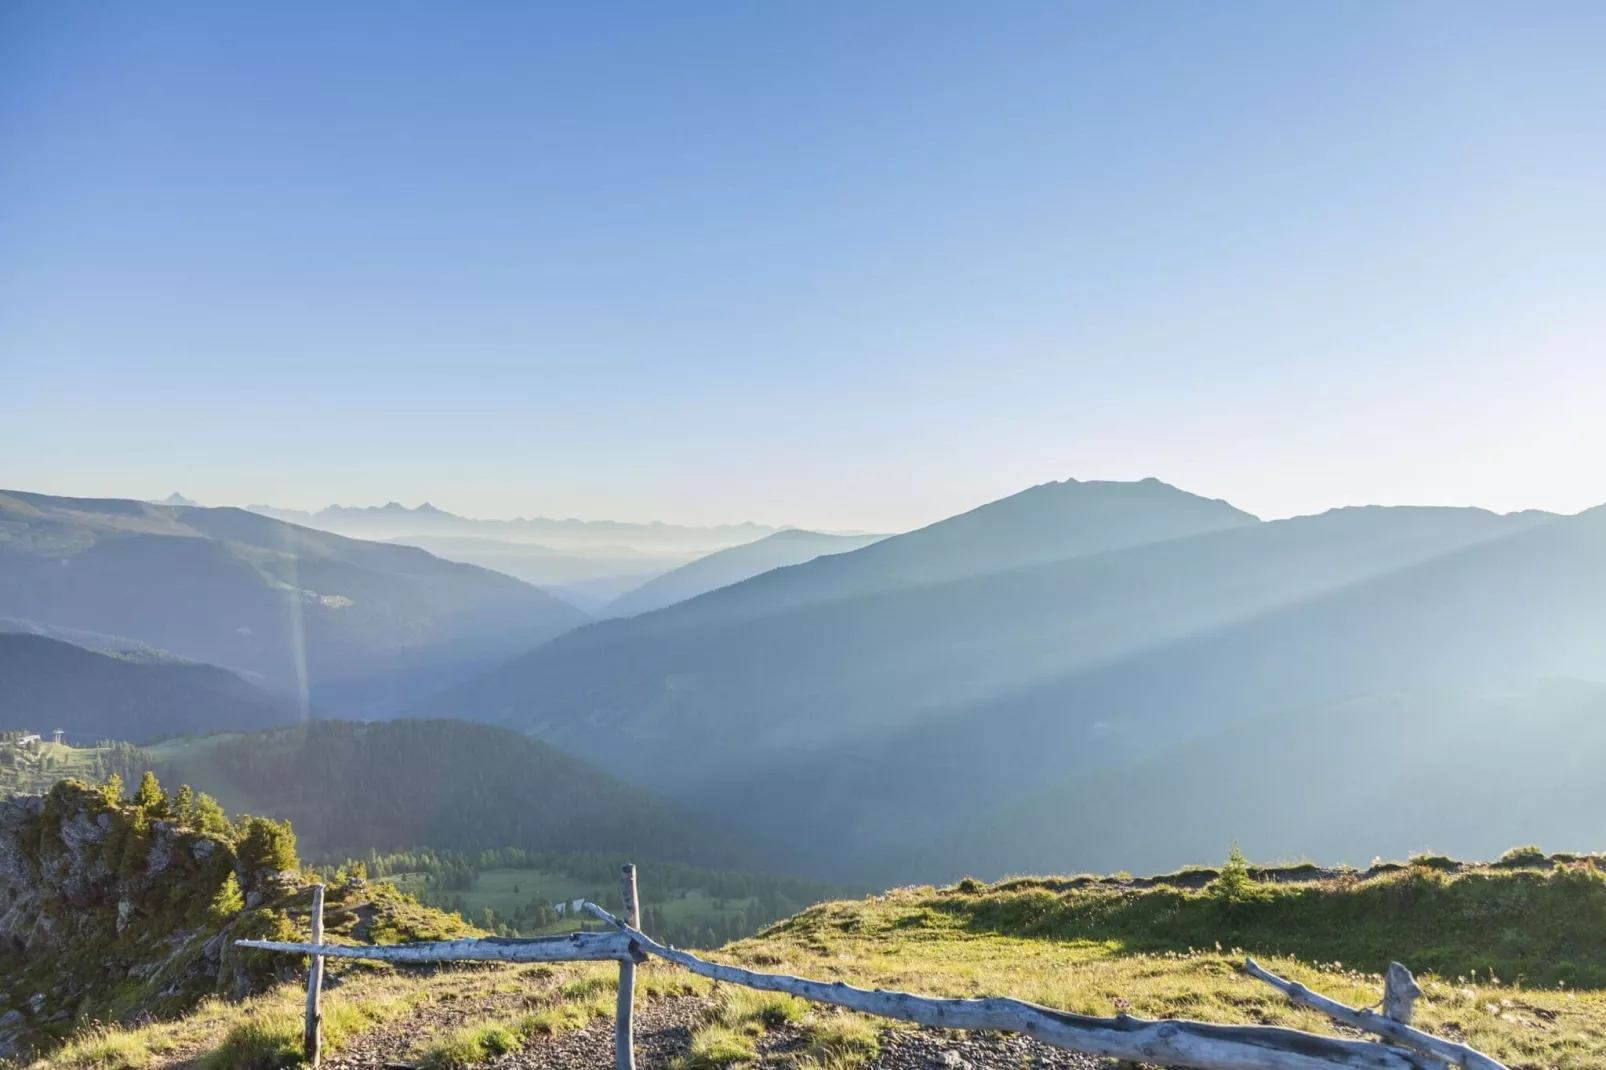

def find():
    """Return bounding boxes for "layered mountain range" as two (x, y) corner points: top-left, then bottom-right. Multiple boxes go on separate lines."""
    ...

(418, 478), (1599, 877)
(7, 478), (1603, 880)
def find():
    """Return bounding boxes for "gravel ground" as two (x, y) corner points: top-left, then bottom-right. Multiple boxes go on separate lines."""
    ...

(874, 1027), (1113, 1069)
(320, 990), (1118, 1070)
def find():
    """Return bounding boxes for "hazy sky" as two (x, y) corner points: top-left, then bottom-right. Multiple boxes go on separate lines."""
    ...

(3, 2), (1603, 531)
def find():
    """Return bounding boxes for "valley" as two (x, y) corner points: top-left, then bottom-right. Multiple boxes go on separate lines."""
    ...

(7, 480), (1606, 888)
(6, 478), (1606, 1069)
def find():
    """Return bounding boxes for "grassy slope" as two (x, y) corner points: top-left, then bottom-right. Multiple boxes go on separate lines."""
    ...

(0, 742), (107, 794)
(723, 860), (1606, 1069)
(27, 853), (1606, 1070)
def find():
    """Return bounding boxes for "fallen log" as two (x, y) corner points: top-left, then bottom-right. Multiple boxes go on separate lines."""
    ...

(235, 930), (638, 964)
(581, 903), (1435, 1070)
(1244, 958), (1506, 1070)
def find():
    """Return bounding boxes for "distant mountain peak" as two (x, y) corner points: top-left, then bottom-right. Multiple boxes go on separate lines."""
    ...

(151, 492), (201, 508)
(617, 476), (1261, 625)
(312, 501), (464, 519)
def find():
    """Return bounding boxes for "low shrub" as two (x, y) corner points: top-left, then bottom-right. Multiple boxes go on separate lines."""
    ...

(1495, 846), (1548, 869)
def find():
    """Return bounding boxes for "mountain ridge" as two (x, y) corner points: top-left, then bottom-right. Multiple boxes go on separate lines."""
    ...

(247, 501), (783, 553)
(417, 478), (1272, 775)
(602, 528), (891, 618)
(732, 502), (1602, 875)
(0, 491), (586, 718)
(420, 489), (1569, 877)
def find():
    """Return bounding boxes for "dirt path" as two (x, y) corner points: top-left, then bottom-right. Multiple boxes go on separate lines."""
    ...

(318, 987), (1116, 1070)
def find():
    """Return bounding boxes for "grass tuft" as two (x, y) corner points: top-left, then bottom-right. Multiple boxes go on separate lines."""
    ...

(672, 1024), (756, 1069)
(42, 1026), (153, 1070)
(717, 988), (807, 1029)
(196, 1012), (300, 1070)
(515, 996), (610, 1037)
(800, 1014), (880, 1068)
(638, 968), (713, 1000)
(417, 1023), (519, 1070)
(557, 974), (616, 1000)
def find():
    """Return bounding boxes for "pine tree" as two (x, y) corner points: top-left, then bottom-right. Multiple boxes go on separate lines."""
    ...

(237, 817), (299, 891)
(134, 771), (170, 818)
(211, 872), (245, 918)
(192, 793), (230, 835)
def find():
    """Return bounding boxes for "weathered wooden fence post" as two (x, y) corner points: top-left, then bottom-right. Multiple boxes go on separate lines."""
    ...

(1382, 962), (1420, 1025)
(304, 884), (325, 1067)
(614, 864), (639, 1070)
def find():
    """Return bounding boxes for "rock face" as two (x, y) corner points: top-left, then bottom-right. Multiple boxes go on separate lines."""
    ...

(0, 782), (297, 1059)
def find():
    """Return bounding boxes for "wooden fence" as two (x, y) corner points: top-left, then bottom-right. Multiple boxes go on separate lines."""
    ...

(237, 864), (1505, 1070)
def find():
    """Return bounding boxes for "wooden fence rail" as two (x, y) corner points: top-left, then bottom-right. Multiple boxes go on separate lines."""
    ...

(236, 866), (1507, 1070)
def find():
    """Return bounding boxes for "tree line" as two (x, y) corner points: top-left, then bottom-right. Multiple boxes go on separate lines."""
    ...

(318, 845), (848, 950)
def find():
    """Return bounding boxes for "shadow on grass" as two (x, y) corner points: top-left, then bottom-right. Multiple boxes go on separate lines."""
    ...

(929, 865), (1606, 988)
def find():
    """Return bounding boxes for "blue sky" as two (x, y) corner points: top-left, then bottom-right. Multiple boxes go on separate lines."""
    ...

(3, 2), (1603, 530)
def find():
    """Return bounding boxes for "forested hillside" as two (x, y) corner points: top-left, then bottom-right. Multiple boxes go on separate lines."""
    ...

(146, 719), (746, 867)
(0, 633), (299, 742)
(0, 491), (585, 717)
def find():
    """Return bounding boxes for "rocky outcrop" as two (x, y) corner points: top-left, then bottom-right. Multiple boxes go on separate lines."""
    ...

(0, 782), (298, 1059)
